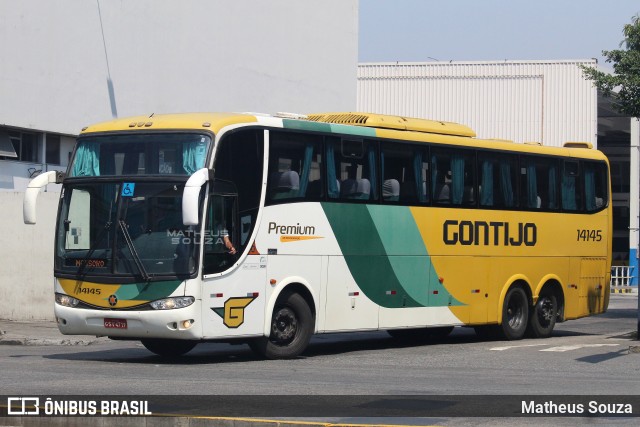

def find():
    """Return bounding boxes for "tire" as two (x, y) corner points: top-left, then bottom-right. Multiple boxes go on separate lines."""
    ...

(499, 286), (529, 340)
(526, 292), (557, 338)
(249, 292), (313, 359)
(140, 339), (197, 357)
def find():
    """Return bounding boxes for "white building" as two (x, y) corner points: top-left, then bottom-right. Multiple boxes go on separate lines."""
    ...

(0, 0), (359, 320)
(357, 60), (598, 147)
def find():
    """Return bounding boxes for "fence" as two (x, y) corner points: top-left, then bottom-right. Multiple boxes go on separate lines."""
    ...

(610, 266), (635, 293)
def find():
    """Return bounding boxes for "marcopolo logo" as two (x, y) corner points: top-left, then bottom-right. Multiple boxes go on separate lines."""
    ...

(443, 220), (537, 247)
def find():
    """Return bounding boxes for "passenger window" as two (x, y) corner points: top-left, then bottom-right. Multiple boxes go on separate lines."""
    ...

(326, 137), (377, 201)
(561, 161), (581, 211)
(583, 161), (608, 212)
(431, 148), (475, 206)
(380, 143), (429, 204)
(520, 156), (559, 210)
(267, 132), (323, 203)
(478, 152), (518, 209)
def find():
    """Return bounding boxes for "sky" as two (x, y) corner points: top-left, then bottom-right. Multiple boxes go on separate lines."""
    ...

(359, 0), (640, 69)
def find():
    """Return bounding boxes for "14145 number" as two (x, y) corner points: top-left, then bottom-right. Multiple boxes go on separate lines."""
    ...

(577, 229), (602, 242)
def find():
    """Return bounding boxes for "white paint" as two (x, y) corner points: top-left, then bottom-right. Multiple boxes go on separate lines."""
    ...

(540, 344), (620, 352)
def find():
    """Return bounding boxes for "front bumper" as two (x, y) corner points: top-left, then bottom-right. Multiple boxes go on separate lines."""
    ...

(54, 299), (203, 340)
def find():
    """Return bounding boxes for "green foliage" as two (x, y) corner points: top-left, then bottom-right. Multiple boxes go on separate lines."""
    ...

(581, 15), (640, 117)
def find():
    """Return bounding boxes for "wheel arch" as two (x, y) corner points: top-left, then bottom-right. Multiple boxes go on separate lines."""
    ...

(496, 275), (533, 325)
(263, 276), (317, 336)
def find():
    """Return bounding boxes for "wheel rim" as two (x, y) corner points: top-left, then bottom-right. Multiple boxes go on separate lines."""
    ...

(270, 307), (298, 345)
(536, 296), (555, 327)
(507, 295), (524, 329)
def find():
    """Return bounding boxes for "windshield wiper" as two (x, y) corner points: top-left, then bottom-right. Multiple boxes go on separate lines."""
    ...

(118, 219), (150, 281)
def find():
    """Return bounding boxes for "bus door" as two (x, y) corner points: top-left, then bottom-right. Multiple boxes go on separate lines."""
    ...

(200, 183), (267, 338)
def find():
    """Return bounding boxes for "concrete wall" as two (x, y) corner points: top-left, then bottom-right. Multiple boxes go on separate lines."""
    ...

(0, 0), (359, 320)
(0, 0), (358, 135)
(0, 192), (59, 320)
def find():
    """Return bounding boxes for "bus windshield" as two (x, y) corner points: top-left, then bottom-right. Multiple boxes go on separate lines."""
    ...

(69, 133), (211, 177)
(55, 181), (199, 281)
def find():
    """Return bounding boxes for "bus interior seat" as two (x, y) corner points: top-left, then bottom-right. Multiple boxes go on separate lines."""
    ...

(270, 171), (300, 199)
(341, 178), (370, 200)
(463, 186), (475, 204)
(434, 183), (450, 203)
(595, 197), (604, 208)
(382, 179), (400, 201)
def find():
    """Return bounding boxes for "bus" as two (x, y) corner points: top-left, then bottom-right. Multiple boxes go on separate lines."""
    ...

(23, 112), (611, 359)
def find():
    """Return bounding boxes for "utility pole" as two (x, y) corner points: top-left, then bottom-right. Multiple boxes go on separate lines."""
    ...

(631, 117), (640, 339)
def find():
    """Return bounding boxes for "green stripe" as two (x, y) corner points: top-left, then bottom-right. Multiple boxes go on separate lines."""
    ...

(321, 203), (463, 308)
(114, 280), (182, 301)
(282, 119), (377, 137)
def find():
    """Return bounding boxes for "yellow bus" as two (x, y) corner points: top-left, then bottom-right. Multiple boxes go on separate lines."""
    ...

(24, 112), (611, 359)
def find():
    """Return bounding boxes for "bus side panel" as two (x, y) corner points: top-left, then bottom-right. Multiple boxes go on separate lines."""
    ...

(323, 256), (379, 332)
(200, 256), (267, 339)
(265, 254), (322, 333)
(565, 256), (608, 319)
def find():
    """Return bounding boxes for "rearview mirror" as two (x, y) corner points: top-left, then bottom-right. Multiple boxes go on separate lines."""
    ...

(24, 171), (63, 224)
(182, 168), (209, 226)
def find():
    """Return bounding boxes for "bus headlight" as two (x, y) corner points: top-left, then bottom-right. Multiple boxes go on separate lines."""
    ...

(55, 293), (79, 308)
(150, 296), (195, 310)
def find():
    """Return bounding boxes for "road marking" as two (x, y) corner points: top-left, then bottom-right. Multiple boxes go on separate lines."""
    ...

(540, 343), (620, 352)
(490, 343), (549, 351)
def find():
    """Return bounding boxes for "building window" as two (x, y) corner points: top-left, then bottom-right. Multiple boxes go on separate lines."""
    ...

(0, 128), (38, 162)
(46, 134), (61, 165)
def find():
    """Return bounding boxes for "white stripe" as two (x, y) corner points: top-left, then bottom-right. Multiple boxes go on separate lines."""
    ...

(490, 343), (549, 351)
(540, 344), (620, 352)
(255, 116), (284, 127)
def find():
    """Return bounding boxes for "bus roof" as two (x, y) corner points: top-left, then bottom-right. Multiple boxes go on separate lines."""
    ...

(79, 111), (606, 162)
(306, 112), (477, 137)
(80, 112), (258, 135)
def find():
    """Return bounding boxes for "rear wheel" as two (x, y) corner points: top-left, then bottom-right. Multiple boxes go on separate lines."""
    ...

(140, 339), (197, 357)
(499, 286), (529, 340)
(249, 292), (313, 359)
(526, 292), (557, 338)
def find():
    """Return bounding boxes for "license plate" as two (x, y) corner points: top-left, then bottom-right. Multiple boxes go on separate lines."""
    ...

(104, 318), (127, 329)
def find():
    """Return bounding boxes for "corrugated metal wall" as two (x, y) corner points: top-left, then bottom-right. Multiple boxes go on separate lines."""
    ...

(357, 60), (597, 147)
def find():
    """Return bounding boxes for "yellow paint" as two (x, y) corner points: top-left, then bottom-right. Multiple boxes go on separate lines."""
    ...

(409, 206), (611, 324)
(280, 235), (324, 242)
(223, 297), (256, 328)
(58, 279), (145, 308)
(80, 112), (258, 135)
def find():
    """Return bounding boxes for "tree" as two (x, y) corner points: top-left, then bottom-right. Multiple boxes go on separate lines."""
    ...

(581, 15), (640, 117)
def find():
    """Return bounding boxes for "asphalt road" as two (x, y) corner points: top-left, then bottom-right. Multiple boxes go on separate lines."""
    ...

(0, 294), (638, 425)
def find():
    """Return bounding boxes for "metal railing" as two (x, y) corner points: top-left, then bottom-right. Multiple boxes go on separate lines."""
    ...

(610, 266), (635, 292)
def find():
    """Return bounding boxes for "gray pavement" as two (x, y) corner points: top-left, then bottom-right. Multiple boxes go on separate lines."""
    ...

(1, 293), (639, 427)
(0, 318), (107, 346)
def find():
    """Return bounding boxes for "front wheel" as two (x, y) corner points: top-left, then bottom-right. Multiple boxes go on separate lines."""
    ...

(499, 286), (529, 340)
(140, 339), (197, 357)
(249, 292), (313, 359)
